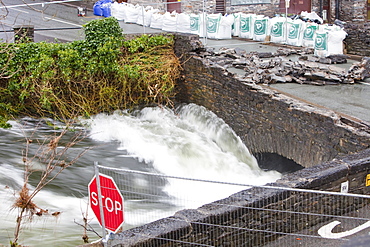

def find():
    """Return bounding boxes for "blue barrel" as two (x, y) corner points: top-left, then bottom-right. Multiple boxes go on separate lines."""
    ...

(93, 1), (103, 16)
(102, 2), (112, 18)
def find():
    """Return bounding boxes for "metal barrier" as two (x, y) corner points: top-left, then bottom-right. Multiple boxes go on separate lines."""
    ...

(93, 163), (370, 246)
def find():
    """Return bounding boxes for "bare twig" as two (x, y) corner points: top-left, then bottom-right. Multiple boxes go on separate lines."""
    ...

(74, 219), (102, 239)
(12, 119), (92, 246)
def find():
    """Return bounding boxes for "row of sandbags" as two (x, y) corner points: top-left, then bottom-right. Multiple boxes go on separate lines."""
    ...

(93, 1), (347, 57)
(234, 13), (347, 57)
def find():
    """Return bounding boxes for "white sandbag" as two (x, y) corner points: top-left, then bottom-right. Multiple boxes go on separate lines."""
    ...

(216, 14), (234, 39)
(232, 13), (241, 37)
(314, 31), (329, 57)
(162, 11), (178, 32)
(327, 29), (347, 56)
(318, 24), (342, 32)
(206, 14), (222, 39)
(269, 17), (286, 44)
(314, 28), (347, 57)
(190, 14), (200, 35)
(253, 16), (269, 41)
(301, 11), (323, 24)
(124, 4), (140, 23)
(150, 12), (164, 29)
(302, 22), (318, 48)
(110, 2), (127, 21)
(239, 13), (254, 39)
(137, 6), (157, 26)
(190, 13), (206, 37)
(177, 13), (191, 33)
(286, 19), (304, 46)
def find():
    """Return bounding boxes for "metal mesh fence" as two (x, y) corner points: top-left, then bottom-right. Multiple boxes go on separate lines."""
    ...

(94, 163), (370, 246)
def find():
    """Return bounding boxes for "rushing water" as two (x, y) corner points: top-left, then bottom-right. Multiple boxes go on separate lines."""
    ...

(0, 103), (281, 247)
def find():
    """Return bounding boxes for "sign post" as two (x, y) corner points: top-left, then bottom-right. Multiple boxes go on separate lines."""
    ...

(88, 164), (124, 234)
(285, 0), (290, 44)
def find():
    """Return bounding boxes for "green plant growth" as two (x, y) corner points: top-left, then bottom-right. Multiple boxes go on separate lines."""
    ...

(0, 17), (181, 126)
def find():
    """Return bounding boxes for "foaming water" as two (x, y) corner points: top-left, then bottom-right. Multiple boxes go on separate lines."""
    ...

(84, 104), (281, 205)
(0, 104), (281, 246)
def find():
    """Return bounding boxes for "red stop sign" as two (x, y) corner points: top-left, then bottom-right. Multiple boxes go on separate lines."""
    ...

(88, 174), (124, 233)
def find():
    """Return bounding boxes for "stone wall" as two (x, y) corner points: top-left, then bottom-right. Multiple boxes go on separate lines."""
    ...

(340, 0), (367, 23)
(129, 0), (167, 12)
(344, 22), (370, 56)
(101, 148), (370, 247)
(174, 33), (370, 168)
(80, 32), (370, 247)
(225, 0), (280, 17)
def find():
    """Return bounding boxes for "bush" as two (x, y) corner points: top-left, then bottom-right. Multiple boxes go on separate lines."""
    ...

(0, 17), (180, 126)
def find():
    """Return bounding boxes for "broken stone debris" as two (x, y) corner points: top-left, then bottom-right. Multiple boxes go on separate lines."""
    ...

(197, 46), (370, 85)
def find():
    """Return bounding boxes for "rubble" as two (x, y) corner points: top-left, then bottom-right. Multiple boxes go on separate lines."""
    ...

(199, 47), (370, 85)
(347, 57), (370, 81)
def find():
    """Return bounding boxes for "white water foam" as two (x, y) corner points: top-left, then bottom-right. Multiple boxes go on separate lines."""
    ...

(83, 104), (281, 207)
(0, 163), (96, 247)
(0, 104), (281, 246)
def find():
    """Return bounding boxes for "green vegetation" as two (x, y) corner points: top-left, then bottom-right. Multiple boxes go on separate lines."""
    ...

(0, 17), (181, 127)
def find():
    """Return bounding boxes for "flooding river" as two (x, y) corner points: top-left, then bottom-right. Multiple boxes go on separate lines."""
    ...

(0, 103), (281, 247)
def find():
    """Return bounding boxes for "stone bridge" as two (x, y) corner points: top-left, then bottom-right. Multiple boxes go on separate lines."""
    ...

(174, 34), (370, 170)
(82, 33), (370, 247)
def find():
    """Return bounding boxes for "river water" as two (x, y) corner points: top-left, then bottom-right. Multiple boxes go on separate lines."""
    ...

(0, 103), (281, 246)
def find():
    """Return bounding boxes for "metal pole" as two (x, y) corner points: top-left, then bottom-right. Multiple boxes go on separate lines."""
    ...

(202, 0), (207, 45)
(142, 6), (146, 35)
(285, 0), (289, 44)
(94, 161), (106, 239)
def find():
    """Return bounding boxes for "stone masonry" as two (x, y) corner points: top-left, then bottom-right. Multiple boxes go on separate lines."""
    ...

(174, 33), (370, 168)
(79, 32), (370, 247)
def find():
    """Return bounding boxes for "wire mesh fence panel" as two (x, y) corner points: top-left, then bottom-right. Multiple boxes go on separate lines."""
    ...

(96, 164), (370, 247)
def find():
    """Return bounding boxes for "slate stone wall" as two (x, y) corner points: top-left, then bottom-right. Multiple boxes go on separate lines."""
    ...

(339, 0), (367, 23)
(80, 32), (370, 247)
(104, 149), (370, 247)
(174, 33), (370, 168)
(225, 0), (280, 17)
(344, 23), (370, 56)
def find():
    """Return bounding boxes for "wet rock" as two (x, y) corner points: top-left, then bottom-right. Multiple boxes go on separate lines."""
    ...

(218, 47), (236, 55)
(269, 75), (289, 83)
(259, 61), (273, 69)
(205, 47), (215, 54)
(348, 57), (370, 81)
(293, 77), (305, 84)
(208, 56), (234, 66)
(318, 57), (332, 64)
(257, 52), (274, 58)
(275, 48), (301, 57)
(310, 71), (328, 80)
(342, 78), (355, 84)
(318, 55), (348, 64)
(232, 58), (249, 66)
(327, 54), (348, 64)
(328, 74), (344, 82)
(225, 53), (239, 59)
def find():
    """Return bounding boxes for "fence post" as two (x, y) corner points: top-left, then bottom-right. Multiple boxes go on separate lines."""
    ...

(202, 0), (207, 45)
(94, 161), (107, 241)
(285, 0), (289, 44)
(142, 6), (146, 35)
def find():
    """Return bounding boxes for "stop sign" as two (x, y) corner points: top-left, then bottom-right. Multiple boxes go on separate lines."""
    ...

(88, 174), (124, 233)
